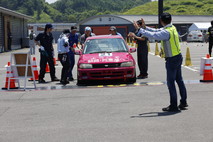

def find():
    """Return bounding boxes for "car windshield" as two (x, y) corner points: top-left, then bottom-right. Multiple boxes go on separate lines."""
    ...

(83, 38), (128, 54)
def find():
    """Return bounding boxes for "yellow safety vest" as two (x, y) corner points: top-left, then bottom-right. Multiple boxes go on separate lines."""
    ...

(161, 25), (181, 58)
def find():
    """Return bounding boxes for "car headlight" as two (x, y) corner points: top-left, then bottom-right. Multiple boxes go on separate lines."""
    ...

(120, 61), (133, 67)
(79, 63), (93, 69)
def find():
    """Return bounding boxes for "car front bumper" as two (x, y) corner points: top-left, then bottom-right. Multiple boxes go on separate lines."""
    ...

(78, 67), (136, 81)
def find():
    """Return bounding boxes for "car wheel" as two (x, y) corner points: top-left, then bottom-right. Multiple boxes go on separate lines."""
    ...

(77, 79), (88, 86)
(128, 76), (136, 84)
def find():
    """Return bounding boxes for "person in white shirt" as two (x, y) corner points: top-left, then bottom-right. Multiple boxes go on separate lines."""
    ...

(29, 30), (36, 55)
(57, 29), (71, 85)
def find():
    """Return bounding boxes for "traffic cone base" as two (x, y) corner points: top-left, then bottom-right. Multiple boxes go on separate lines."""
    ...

(29, 57), (39, 81)
(2, 62), (19, 90)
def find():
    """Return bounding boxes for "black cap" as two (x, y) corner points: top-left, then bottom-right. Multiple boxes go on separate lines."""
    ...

(160, 13), (171, 21)
(160, 13), (172, 24)
(110, 26), (116, 31)
(63, 29), (70, 34)
(45, 23), (53, 29)
(71, 26), (77, 31)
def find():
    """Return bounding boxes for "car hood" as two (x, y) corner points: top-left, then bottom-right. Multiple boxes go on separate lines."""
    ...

(79, 52), (133, 64)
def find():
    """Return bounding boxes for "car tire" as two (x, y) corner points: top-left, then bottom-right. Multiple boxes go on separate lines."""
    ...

(128, 76), (136, 84)
(77, 79), (89, 86)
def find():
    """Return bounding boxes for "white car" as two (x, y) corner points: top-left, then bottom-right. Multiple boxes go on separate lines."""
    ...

(187, 30), (204, 42)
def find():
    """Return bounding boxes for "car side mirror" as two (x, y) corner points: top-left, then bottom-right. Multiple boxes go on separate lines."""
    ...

(129, 47), (136, 53)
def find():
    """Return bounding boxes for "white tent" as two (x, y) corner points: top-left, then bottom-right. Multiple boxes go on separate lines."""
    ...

(188, 23), (211, 31)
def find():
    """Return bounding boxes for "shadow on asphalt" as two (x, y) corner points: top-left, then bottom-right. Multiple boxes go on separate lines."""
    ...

(131, 111), (181, 118)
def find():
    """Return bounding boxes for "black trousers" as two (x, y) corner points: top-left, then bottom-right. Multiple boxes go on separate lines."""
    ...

(58, 53), (70, 81)
(209, 41), (213, 56)
(39, 52), (56, 80)
(137, 45), (148, 76)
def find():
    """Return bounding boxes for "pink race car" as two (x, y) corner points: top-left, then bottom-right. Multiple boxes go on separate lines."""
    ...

(76, 35), (136, 85)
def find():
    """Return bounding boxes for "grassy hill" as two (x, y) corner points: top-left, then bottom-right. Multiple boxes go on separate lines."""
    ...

(123, 0), (213, 15)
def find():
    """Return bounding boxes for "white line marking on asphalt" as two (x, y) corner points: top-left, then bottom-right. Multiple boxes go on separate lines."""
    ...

(182, 65), (198, 72)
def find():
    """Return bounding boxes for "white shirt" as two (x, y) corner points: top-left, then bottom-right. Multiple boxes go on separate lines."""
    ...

(57, 34), (69, 54)
(137, 23), (172, 41)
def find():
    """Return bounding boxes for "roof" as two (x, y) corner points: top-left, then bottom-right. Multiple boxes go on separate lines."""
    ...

(188, 23), (211, 31)
(0, 6), (32, 20)
(78, 14), (213, 25)
(116, 15), (213, 24)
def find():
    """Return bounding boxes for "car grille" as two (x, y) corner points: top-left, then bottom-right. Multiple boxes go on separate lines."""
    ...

(90, 71), (124, 78)
(92, 63), (121, 68)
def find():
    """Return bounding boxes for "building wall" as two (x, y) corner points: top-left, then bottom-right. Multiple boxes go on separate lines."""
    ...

(79, 15), (203, 42)
(11, 17), (22, 45)
(82, 16), (130, 25)
(0, 13), (3, 52)
(0, 14), (29, 52)
(80, 24), (134, 39)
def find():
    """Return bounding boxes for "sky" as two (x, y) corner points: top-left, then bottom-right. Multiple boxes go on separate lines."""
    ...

(45, 0), (58, 4)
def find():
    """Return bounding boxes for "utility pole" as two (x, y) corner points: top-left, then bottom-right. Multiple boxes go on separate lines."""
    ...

(158, 0), (163, 28)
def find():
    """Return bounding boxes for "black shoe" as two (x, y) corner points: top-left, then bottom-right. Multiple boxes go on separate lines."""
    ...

(60, 80), (69, 85)
(38, 79), (46, 83)
(162, 106), (180, 112)
(51, 77), (60, 81)
(69, 77), (74, 81)
(179, 103), (188, 110)
(137, 75), (148, 79)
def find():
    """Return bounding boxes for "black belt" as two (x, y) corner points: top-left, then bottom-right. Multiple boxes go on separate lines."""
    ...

(58, 53), (67, 55)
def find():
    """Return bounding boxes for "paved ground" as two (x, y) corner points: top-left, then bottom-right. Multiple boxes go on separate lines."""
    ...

(0, 42), (213, 142)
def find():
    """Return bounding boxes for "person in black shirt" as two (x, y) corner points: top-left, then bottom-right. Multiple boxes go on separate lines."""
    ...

(35, 23), (59, 83)
(208, 20), (213, 57)
(129, 20), (148, 79)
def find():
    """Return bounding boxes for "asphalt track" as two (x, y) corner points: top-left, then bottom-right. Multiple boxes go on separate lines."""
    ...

(0, 42), (213, 142)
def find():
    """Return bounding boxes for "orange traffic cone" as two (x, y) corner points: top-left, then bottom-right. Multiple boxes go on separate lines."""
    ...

(2, 62), (18, 90)
(53, 57), (58, 66)
(200, 54), (213, 82)
(46, 63), (50, 73)
(29, 57), (39, 81)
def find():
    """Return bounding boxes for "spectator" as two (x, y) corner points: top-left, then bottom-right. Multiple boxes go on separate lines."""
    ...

(29, 30), (36, 55)
(109, 26), (122, 36)
(80, 26), (95, 45)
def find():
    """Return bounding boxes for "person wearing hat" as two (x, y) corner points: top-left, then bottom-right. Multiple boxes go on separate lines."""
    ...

(129, 13), (188, 112)
(57, 29), (71, 85)
(35, 23), (59, 83)
(109, 26), (122, 36)
(68, 26), (79, 81)
(80, 26), (96, 45)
